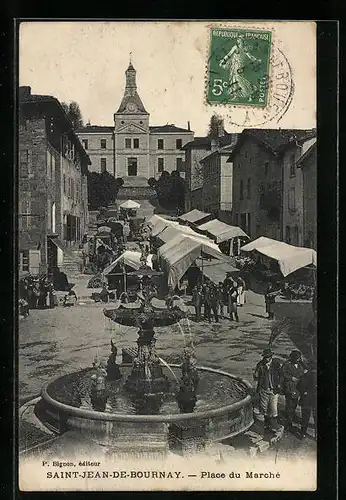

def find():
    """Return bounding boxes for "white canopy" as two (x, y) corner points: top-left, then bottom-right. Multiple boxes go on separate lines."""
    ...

(241, 237), (317, 277)
(158, 234), (231, 288)
(148, 215), (179, 236)
(119, 200), (140, 209)
(198, 219), (249, 243)
(102, 250), (153, 276)
(178, 209), (213, 224)
(155, 223), (220, 251)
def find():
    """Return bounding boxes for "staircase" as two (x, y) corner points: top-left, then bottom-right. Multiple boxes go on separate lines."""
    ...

(61, 249), (83, 278)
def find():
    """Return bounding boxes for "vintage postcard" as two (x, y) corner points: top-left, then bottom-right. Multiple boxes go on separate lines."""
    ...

(18, 20), (317, 492)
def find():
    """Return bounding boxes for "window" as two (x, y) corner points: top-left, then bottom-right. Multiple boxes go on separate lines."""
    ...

(46, 150), (51, 178)
(63, 174), (66, 194)
(20, 150), (30, 177)
(285, 225), (291, 243)
(264, 162), (269, 176)
(247, 213), (251, 235)
(127, 158), (137, 176)
(234, 213), (238, 226)
(176, 158), (184, 172)
(247, 178), (251, 199)
(158, 158), (164, 173)
(288, 187), (296, 211)
(82, 139), (88, 150)
(101, 139), (107, 149)
(133, 138), (139, 149)
(125, 138), (131, 149)
(240, 213), (247, 231)
(240, 180), (244, 200)
(51, 154), (55, 181)
(176, 139), (182, 149)
(71, 179), (75, 200)
(157, 139), (164, 150)
(19, 198), (31, 230)
(101, 158), (107, 173)
(19, 250), (30, 272)
(290, 153), (296, 177)
(293, 225), (299, 245)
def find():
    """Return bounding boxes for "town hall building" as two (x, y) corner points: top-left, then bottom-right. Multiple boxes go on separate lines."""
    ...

(77, 62), (194, 180)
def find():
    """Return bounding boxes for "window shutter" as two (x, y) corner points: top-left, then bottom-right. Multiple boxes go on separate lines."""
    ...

(29, 249), (41, 274)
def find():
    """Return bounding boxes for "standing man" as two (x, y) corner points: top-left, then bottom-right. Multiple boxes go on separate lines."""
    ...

(297, 360), (317, 439)
(217, 282), (225, 319)
(265, 282), (278, 320)
(202, 283), (210, 321)
(205, 283), (219, 323)
(281, 350), (308, 431)
(253, 348), (283, 432)
(192, 284), (203, 322)
(123, 220), (130, 245)
(228, 280), (239, 321)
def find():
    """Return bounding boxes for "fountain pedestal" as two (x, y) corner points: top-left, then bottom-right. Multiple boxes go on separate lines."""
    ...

(125, 317), (170, 400)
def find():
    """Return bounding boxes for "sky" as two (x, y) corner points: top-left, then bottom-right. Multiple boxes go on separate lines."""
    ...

(19, 21), (316, 136)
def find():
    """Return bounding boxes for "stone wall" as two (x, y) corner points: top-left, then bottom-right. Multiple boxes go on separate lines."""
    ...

(19, 117), (49, 272)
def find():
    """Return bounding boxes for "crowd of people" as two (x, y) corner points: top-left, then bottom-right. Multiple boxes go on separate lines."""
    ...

(191, 274), (246, 323)
(253, 347), (317, 440)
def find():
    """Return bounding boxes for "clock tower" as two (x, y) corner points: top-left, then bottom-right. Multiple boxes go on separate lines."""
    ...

(114, 61), (150, 179)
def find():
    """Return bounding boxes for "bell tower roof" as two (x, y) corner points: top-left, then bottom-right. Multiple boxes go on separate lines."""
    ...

(116, 61), (148, 114)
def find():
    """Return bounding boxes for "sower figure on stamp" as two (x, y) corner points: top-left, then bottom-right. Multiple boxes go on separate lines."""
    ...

(253, 348), (283, 433)
(219, 37), (261, 102)
(281, 350), (308, 431)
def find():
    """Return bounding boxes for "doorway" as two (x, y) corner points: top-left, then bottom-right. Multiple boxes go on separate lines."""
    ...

(127, 158), (138, 176)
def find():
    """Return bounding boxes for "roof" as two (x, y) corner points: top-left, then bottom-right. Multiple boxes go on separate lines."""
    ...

(19, 88), (90, 165)
(178, 209), (213, 224)
(227, 129), (317, 160)
(241, 237), (317, 277)
(116, 93), (148, 114)
(297, 138), (317, 167)
(181, 137), (211, 150)
(149, 125), (193, 134)
(197, 219), (249, 243)
(76, 125), (114, 133)
(181, 133), (234, 151)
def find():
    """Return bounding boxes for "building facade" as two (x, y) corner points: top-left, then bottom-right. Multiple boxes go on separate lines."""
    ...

(77, 63), (194, 178)
(281, 135), (316, 246)
(297, 139), (317, 249)
(19, 86), (90, 275)
(229, 129), (316, 242)
(200, 136), (237, 223)
(182, 137), (211, 212)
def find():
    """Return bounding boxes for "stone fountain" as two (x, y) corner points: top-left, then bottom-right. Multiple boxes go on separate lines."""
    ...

(31, 231), (254, 457)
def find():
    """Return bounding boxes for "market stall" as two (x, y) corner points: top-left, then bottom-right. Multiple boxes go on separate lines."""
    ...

(158, 233), (232, 290)
(241, 237), (317, 277)
(197, 219), (249, 255)
(102, 250), (154, 298)
(177, 209), (214, 227)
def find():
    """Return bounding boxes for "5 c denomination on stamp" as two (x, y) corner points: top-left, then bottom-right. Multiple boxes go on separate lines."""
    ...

(206, 27), (272, 108)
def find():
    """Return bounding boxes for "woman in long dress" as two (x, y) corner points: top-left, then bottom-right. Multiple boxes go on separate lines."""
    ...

(220, 37), (261, 102)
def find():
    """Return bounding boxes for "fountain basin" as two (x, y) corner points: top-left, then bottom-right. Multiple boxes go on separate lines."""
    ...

(35, 365), (254, 453)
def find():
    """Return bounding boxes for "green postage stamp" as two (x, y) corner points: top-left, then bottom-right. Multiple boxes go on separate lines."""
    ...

(207, 27), (272, 107)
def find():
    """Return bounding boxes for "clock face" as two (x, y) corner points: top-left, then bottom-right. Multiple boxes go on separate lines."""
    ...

(127, 102), (137, 112)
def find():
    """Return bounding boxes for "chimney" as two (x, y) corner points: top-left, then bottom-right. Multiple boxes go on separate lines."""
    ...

(187, 121), (191, 131)
(211, 138), (218, 152)
(19, 86), (31, 99)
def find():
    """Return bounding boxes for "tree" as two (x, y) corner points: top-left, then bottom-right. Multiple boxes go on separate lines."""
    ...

(61, 101), (84, 130)
(207, 113), (224, 139)
(148, 171), (185, 212)
(87, 172), (123, 211)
